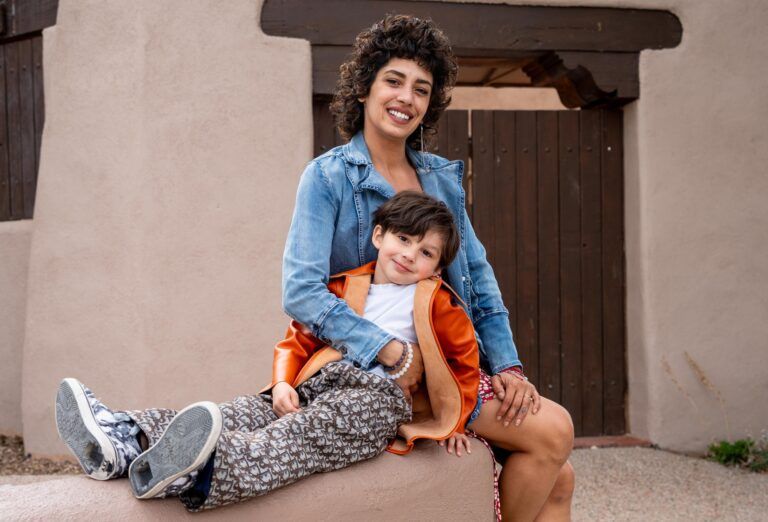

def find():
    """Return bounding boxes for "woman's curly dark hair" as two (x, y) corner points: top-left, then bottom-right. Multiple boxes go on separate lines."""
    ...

(330, 14), (458, 150)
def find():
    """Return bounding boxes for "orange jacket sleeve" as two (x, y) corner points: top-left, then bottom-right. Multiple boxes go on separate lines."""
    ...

(267, 278), (346, 389)
(431, 286), (480, 434)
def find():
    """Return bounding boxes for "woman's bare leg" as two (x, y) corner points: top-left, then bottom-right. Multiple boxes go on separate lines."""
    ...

(534, 460), (575, 522)
(471, 397), (574, 522)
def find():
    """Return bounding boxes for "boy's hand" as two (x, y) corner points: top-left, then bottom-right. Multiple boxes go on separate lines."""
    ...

(272, 381), (300, 417)
(438, 433), (472, 457)
(393, 343), (424, 400)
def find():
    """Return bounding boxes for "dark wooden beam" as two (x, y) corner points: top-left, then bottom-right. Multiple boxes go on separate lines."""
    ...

(0, 0), (58, 40)
(263, 0), (682, 52)
(312, 45), (638, 102)
(523, 52), (617, 109)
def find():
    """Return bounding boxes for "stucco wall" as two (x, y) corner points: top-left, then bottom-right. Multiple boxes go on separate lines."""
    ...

(0, 221), (32, 435)
(23, 0), (311, 454)
(21, 0), (768, 455)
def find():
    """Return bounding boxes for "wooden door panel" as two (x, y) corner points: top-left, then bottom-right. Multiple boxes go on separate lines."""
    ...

(467, 109), (625, 437)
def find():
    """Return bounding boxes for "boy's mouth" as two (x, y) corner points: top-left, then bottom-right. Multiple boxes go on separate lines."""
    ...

(393, 260), (412, 273)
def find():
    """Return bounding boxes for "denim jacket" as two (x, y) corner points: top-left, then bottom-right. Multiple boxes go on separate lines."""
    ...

(282, 131), (521, 374)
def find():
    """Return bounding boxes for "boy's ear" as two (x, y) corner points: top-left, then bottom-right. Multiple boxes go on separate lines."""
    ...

(371, 225), (384, 249)
(433, 266), (443, 277)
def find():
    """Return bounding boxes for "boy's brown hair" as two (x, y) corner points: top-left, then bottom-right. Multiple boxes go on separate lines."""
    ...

(372, 191), (460, 268)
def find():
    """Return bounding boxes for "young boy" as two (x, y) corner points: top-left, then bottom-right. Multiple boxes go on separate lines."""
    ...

(55, 191), (479, 511)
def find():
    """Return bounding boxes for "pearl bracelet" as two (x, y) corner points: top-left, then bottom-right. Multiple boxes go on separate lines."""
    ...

(386, 341), (413, 380)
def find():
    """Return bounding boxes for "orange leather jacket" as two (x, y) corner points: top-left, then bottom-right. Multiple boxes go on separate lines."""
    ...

(265, 262), (479, 454)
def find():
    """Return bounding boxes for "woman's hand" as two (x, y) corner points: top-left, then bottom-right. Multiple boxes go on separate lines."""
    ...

(272, 381), (300, 417)
(491, 372), (542, 427)
(390, 343), (424, 400)
(438, 433), (472, 457)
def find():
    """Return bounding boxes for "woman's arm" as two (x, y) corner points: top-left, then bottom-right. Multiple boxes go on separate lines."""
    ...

(463, 209), (523, 374)
(282, 160), (395, 368)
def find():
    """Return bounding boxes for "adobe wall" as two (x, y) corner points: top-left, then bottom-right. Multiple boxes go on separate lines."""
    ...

(22, 0), (311, 454)
(21, 0), (768, 455)
(0, 222), (32, 435)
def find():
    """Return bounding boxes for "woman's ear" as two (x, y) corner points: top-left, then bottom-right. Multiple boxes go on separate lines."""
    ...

(371, 225), (384, 249)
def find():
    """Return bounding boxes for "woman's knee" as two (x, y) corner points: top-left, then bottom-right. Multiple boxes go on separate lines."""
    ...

(549, 460), (575, 503)
(538, 403), (575, 466)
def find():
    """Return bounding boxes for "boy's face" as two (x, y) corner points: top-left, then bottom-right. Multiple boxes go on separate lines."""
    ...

(371, 225), (443, 285)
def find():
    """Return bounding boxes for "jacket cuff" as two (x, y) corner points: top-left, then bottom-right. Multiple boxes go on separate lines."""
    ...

(317, 301), (394, 369)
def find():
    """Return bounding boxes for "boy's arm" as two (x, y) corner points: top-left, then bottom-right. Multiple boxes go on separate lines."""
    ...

(431, 287), (480, 434)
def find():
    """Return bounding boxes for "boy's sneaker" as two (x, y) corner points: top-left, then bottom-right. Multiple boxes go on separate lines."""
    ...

(55, 378), (143, 480)
(129, 401), (222, 500)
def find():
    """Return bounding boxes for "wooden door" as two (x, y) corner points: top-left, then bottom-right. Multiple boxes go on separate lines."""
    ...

(463, 109), (626, 437)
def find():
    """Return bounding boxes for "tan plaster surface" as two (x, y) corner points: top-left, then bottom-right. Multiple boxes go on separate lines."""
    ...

(0, 221), (32, 435)
(23, 0), (311, 454)
(449, 87), (567, 110)
(19, 0), (768, 456)
(0, 444), (494, 521)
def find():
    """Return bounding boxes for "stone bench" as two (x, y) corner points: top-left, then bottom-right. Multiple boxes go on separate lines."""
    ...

(0, 443), (495, 521)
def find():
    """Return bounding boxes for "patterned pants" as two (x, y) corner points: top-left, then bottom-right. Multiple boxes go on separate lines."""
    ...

(125, 363), (411, 511)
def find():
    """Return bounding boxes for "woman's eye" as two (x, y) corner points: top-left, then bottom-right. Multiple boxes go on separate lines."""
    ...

(386, 78), (399, 86)
(416, 88), (429, 96)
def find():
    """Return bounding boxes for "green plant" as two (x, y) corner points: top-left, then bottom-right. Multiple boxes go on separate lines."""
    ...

(707, 435), (768, 472)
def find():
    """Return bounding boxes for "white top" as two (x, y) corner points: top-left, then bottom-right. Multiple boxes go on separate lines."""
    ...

(341, 282), (418, 378)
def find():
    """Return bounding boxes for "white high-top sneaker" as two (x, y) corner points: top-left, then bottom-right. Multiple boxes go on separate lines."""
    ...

(55, 378), (143, 480)
(129, 401), (222, 500)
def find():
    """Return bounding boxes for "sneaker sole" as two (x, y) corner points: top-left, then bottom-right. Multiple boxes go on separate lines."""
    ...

(129, 401), (222, 500)
(55, 378), (118, 480)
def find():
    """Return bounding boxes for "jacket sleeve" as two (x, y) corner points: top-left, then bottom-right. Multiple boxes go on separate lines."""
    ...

(463, 209), (523, 373)
(282, 160), (394, 368)
(268, 279), (347, 389)
(268, 321), (324, 389)
(431, 287), (480, 434)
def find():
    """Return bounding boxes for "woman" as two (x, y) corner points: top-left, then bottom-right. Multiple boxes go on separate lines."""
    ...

(283, 14), (574, 521)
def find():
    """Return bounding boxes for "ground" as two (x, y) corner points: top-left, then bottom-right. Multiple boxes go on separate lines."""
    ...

(2, 437), (767, 520)
(571, 447), (768, 521)
(0, 435), (79, 476)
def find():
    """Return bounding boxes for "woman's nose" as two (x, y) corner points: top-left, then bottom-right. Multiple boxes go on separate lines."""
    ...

(397, 87), (413, 105)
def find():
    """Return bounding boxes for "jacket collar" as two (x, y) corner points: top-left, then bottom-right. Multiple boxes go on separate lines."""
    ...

(342, 131), (430, 168)
(341, 131), (463, 191)
(331, 260), (377, 280)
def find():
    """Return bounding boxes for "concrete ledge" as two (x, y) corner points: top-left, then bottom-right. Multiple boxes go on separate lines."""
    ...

(0, 443), (495, 521)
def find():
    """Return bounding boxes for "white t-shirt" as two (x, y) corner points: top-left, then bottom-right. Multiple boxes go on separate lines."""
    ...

(341, 282), (418, 378)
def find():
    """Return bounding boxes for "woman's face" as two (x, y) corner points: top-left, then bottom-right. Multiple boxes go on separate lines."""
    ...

(361, 58), (434, 143)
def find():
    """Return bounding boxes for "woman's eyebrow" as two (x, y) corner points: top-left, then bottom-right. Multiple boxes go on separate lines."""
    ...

(383, 69), (433, 87)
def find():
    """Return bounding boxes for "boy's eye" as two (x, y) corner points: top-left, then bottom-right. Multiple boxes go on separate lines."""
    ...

(422, 250), (433, 258)
(398, 235), (408, 243)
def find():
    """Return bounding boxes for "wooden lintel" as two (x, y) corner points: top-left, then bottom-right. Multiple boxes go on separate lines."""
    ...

(263, 0), (682, 53)
(0, 0), (58, 40)
(313, 46), (638, 103)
